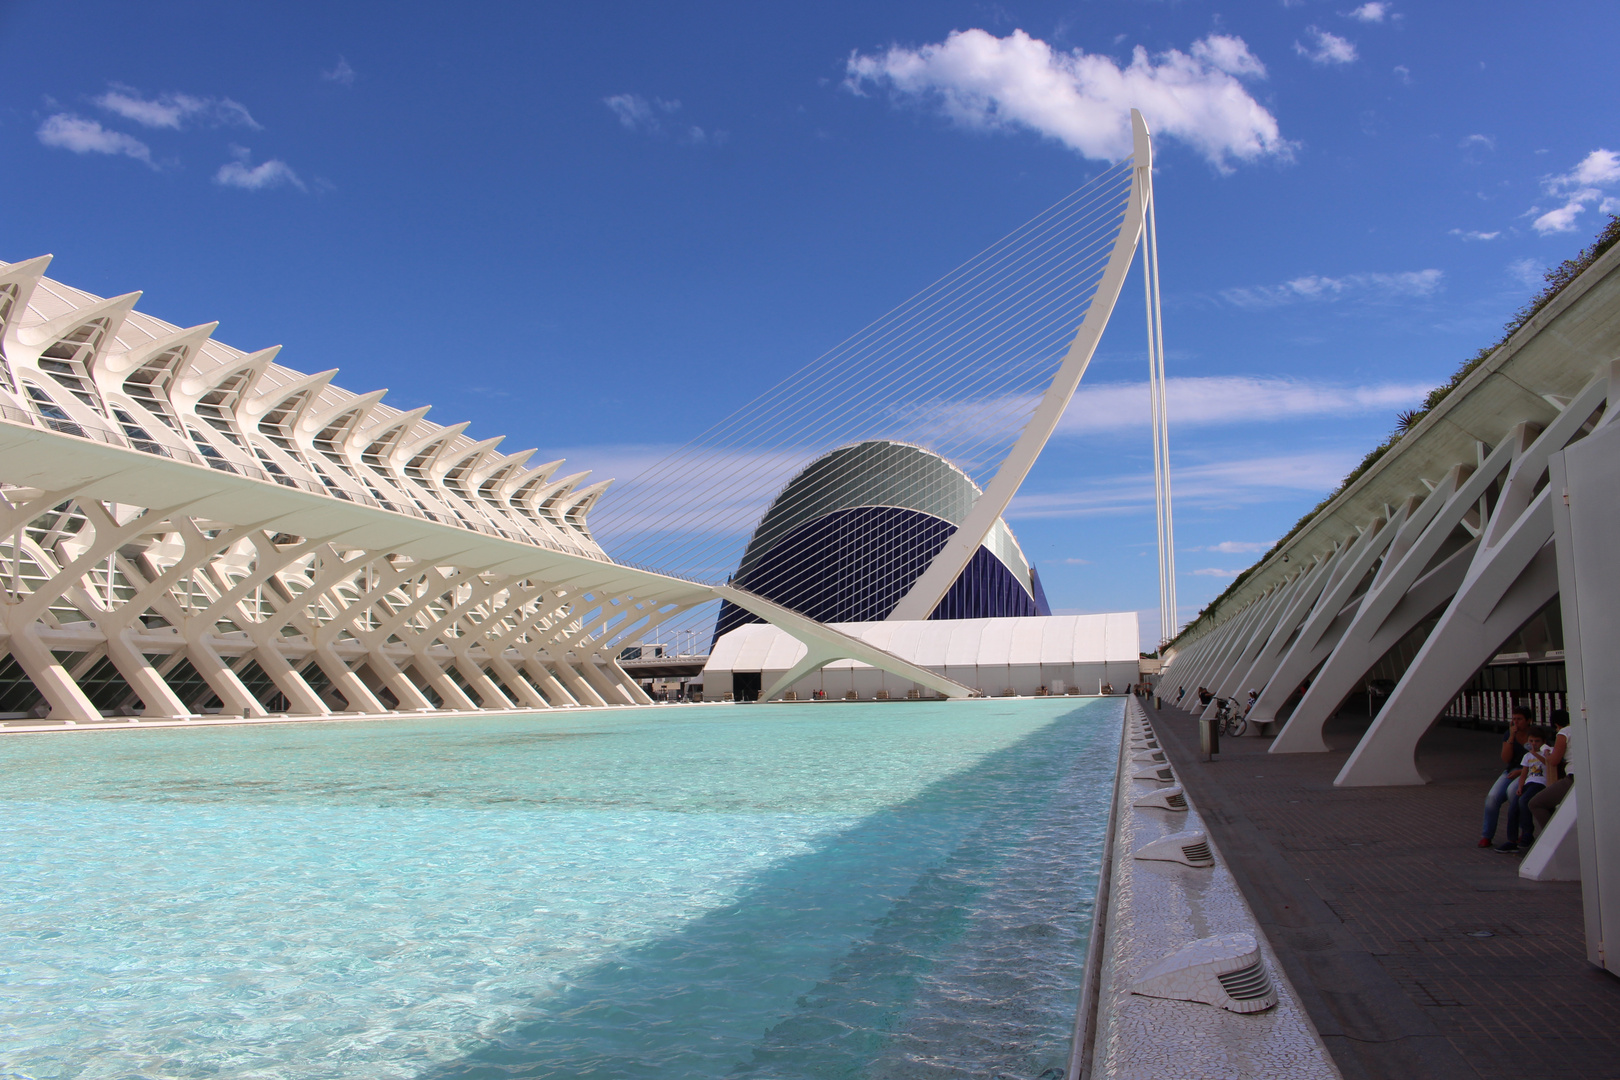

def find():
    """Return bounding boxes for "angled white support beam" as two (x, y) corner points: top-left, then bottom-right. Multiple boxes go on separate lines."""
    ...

(1229, 551), (1339, 707)
(1250, 482), (1458, 735)
(1336, 373), (1613, 784)
(889, 111), (1153, 622)
(1275, 536), (1476, 753)
(717, 585), (975, 701)
(1211, 580), (1297, 700)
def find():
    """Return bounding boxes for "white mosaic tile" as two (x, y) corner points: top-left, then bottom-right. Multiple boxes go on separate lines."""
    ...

(1090, 699), (1342, 1079)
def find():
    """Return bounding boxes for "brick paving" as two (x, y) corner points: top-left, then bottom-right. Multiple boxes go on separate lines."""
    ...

(1142, 698), (1620, 1080)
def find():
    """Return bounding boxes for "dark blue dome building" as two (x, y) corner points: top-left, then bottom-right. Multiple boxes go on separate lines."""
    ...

(713, 440), (1050, 644)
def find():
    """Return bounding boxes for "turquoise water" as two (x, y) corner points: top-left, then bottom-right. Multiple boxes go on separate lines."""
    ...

(0, 698), (1120, 1080)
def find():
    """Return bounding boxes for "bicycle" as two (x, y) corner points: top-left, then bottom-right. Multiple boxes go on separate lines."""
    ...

(1214, 697), (1248, 738)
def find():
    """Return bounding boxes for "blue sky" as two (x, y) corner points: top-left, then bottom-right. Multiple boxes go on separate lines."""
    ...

(3, 1), (1616, 646)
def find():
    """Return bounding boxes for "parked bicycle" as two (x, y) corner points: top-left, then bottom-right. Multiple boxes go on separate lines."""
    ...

(1214, 697), (1248, 738)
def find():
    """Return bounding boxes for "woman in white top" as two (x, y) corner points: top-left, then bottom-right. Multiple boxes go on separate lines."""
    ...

(1530, 710), (1574, 832)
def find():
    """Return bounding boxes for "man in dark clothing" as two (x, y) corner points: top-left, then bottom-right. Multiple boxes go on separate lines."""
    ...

(1197, 687), (1214, 708)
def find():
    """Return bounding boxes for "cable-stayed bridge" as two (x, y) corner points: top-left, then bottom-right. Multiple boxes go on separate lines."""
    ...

(0, 111), (1175, 726)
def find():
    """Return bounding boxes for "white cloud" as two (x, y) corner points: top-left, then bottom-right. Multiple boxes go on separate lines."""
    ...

(1057, 375), (1428, 435)
(1059, 557), (1093, 565)
(1532, 149), (1619, 234)
(1295, 27), (1358, 65)
(1192, 567), (1243, 578)
(215, 146), (305, 191)
(1508, 257), (1542, 287)
(323, 57), (357, 85)
(1460, 134), (1494, 151)
(1562, 147), (1620, 188)
(1393, 64), (1411, 84)
(1347, 2), (1390, 22)
(1205, 540), (1272, 554)
(36, 113), (153, 166)
(1220, 268), (1442, 306)
(1449, 229), (1499, 241)
(605, 93), (684, 134)
(94, 85), (259, 130)
(1008, 451), (1357, 520)
(844, 29), (1290, 170)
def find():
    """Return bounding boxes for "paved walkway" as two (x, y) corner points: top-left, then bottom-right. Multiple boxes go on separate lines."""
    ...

(1141, 698), (1620, 1080)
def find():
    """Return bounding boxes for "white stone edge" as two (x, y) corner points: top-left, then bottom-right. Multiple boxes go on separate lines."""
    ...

(1065, 694), (1128, 1080)
(1086, 698), (1343, 1079)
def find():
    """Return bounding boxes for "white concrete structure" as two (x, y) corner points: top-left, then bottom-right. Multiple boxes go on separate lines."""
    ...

(0, 255), (728, 723)
(1160, 233), (1620, 976)
(703, 612), (1139, 701)
(1548, 420), (1620, 974)
(1162, 237), (1620, 787)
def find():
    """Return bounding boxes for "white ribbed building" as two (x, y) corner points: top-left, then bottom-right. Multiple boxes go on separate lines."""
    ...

(0, 254), (713, 723)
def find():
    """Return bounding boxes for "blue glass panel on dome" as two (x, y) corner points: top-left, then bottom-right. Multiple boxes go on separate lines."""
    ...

(927, 545), (1040, 621)
(713, 506), (1039, 647)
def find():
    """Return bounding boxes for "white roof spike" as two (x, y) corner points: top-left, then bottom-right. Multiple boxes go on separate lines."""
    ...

(303, 388), (388, 437)
(178, 345), (279, 397)
(17, 290), (142, 349)
(96, 321), (218, 380)
(0, 256), (55, 325)
(242, 367), (339, 421)
(356, 404), (431, 444)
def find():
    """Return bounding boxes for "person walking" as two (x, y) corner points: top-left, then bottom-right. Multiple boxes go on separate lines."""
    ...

(1479, 706), (1531, 848)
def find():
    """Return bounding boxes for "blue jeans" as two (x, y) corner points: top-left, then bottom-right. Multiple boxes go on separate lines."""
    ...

(1513, 783), (1544, 845)
(1482, 772), (1514, 841)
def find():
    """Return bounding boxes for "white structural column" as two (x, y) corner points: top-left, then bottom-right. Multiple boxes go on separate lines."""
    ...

(1248, 512), (1401, 731)
(889, 110), (1161, 623)
(1336, 370), (1614, 785)
(1548, 420), (1620, 973)
(1226, 552), (1338, 708)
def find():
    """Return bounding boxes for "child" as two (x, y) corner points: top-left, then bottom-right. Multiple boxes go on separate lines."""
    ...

(1506, 727), (1551, 851)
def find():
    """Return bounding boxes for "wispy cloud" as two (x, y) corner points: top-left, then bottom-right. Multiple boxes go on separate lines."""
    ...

(322, 57), (357, 86)
(1295, 27), (1358, 65)
(1346, 2), (1391, 22)
(215, 145), (305, 191)
(604, 93), (725, 145)
(94, 84), (259, 130)
(1507, 257), (1542, 288)
(1203, 540), (1272, 554)
(844, 29), (1290, 171)
(1191, 567), (1243, 578)
(1449, 229), (1499, 241)
(1220, 267), (1441, 307)
(1058, 375), (1428, 435)
(1530, 148), (1620, 234)
(36, 113), (154, 166)
(1009, 451), (1356, 520)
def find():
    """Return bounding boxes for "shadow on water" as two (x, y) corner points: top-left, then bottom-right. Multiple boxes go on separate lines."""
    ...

(417, 702), (1120, 1080)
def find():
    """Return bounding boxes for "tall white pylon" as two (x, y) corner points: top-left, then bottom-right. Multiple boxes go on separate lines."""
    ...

(1138, 131), (1178, 649)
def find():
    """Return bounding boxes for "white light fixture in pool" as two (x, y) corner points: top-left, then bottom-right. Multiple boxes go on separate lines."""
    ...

(1131, 932), (1277, 1013)
(1132, 765), (1176, 783)
(1133, 784), (1189, 811)
(1134, 828), (1214, 867)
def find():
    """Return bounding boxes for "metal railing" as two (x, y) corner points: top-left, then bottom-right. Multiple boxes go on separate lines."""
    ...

(0, 400), (611, 562)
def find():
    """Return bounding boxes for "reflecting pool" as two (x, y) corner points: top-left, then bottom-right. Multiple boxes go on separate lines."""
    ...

(0, 697), (1120, 1079)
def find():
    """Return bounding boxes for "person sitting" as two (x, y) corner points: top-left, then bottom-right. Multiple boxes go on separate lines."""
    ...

(1176, 686), (1186, 703)
(1530, 710), (1574, 833)
(1503, 726), (1551, 852)
(1480, 707), (1531, 848)
(1197, 687), (1214, 708)
(1244, 689), (1259, 715)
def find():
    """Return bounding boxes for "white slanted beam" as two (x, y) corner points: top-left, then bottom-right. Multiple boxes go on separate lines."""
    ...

(1336, 374), (1614, 785)
(887, 110), (1152, 622)
(716, 584), (975, 701)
